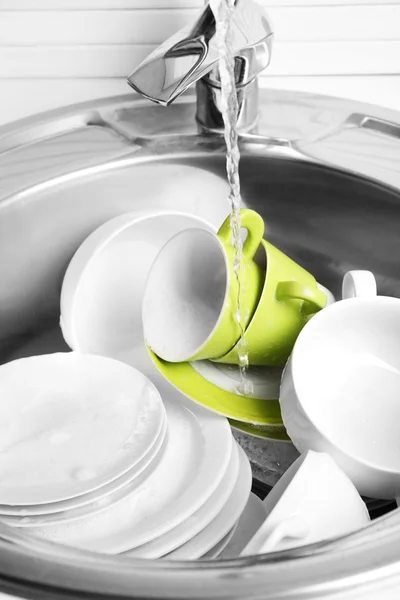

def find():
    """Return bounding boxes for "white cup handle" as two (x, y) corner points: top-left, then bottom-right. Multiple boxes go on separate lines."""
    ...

(342, 270), (377, 300)
(240, 514), (309, 556)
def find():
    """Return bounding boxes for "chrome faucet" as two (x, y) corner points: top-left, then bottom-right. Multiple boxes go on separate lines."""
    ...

(127, 0), (273, 134)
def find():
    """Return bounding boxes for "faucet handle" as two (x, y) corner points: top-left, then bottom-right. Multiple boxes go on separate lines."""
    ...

(127, 0), (273, 106)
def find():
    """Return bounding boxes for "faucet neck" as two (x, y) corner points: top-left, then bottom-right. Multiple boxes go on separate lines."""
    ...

(196, 77), (259, 134)
(127, 0), (273, 134)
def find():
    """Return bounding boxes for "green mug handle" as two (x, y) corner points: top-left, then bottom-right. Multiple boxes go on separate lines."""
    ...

(276, 281), (327, 314)
(218, 209), (265, 259)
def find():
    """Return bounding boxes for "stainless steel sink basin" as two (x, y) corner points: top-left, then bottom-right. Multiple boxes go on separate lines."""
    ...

(1, 88), (400, 599)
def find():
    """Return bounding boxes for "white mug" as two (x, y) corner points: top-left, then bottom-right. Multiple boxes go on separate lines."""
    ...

(280, 270), (400, 499)
(240, 450), (370, 555)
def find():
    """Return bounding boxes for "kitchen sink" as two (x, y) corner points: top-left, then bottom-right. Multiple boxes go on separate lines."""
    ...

(1, 88), (400, 599)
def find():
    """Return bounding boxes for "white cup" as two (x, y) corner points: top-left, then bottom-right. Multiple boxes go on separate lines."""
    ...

(240, 450), (370, 556)
(280, 270), (400, 499)
(142, 212), (265, 364)
(142, 227), (229, 363)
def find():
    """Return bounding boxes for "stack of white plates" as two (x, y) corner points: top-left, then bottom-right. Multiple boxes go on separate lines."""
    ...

(0, 351), (254, 559)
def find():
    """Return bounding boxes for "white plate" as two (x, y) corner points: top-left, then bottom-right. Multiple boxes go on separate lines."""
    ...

(29, 396), (232, 553)
(219, 493), (268, 559)
(201, 526), (237, 559)
(122, 440), (239, 559)
(0, 353), (165, 505)
(60, 211), (216, 358)
(190, 362), (282, 400)
(1, 417), (168, 524)
(163, 444), (252, 561)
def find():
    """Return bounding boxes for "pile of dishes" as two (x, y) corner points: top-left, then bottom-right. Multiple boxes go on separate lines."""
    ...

(55, 205), (366, 555)
(134, 206), (400, 552)
(0, 352), (257, 559)
(141, 209), (335, 446)
(59, 210), (302, 451)
(0, 210), (274, 559)
(58, 210), (291, 446)
(2, 204), (396, 560)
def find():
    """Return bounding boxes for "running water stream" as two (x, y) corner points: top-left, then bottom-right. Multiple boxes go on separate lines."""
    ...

(210, 0), (253, 396)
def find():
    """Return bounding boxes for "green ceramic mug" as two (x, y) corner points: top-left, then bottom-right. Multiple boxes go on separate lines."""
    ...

(214, 237), (327, 367)
(143, 209), (265, 362)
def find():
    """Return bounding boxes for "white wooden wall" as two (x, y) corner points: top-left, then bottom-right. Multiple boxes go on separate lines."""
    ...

(0, 0), (400, 125)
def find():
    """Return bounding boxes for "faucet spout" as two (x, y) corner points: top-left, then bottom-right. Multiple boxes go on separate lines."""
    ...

(127, 0), (273, 132)
(127, 6), (216, 106)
